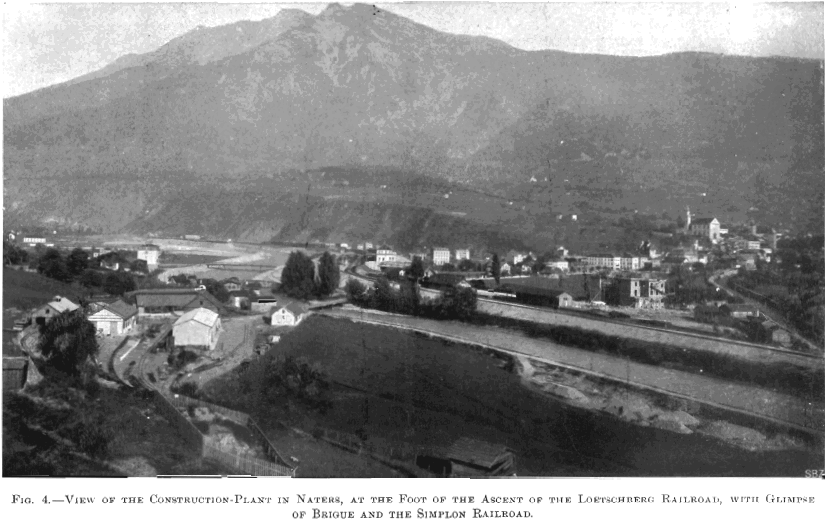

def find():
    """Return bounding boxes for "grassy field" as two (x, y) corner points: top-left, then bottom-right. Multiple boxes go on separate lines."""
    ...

(159, 253), (227, 266)
(202, 315), (818, 477)
(2, 268), (89, 311)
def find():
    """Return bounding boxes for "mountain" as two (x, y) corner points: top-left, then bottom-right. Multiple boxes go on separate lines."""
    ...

(4, 3), (824, 248)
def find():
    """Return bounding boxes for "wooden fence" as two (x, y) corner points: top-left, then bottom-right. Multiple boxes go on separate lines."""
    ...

(166, 392), (295, 472)
(151, 390), (294, 476)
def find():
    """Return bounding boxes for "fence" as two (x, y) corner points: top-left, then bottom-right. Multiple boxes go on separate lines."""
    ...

(166, 392), (295, 472)
(151, 390), (294, 476)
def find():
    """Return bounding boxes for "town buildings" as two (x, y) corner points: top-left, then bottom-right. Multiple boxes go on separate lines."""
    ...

(87, 299), (138, 336)
(128, 289), (224, 319)
(615, 277), (666, 309)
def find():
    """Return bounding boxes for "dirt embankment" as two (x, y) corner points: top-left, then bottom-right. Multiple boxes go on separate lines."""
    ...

(515, 355), (808, 453)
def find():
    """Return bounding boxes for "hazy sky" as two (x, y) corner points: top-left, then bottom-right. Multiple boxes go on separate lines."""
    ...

(3, 1), (823, 98)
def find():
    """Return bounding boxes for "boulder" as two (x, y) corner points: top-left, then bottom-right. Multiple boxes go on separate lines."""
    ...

(652, 418), (693, 434)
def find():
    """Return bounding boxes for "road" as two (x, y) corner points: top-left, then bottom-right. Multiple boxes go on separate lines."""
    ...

(321, 307), (825, 433)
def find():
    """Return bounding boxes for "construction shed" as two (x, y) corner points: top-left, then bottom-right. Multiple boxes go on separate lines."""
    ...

(417, 437), (516, 477)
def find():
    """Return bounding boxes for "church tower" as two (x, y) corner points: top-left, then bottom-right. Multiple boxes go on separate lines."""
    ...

(685, 206), (691, 232)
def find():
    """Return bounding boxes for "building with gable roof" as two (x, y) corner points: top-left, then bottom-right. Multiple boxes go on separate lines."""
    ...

(87, 299), (138, 336)
(31, 296), (79, 326)
(128, 288), (224, 319)
(173, 308), (222, 350)
(270, 302), (307, 327)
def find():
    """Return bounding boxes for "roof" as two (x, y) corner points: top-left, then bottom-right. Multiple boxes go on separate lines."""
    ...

(138, 244), (160, 250)
(128, 289), (224, 311)
(46, 296), (79, 313)
(502, 276), (600, 300)
(445, 437), (513, 469)
(276, 302), (306, 317)
(228, 290), (253, 298)
(103, 299), (138, 319)
(691, 217), (718, 225)
(174, 308), (220, 328)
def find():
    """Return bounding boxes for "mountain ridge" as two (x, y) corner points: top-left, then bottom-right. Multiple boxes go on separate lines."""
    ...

(4, 3), (823, 245)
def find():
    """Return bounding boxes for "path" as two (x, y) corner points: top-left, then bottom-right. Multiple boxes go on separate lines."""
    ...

(322, 307), (825, 433)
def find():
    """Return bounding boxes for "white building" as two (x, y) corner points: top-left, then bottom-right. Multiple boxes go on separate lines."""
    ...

(376, 247), (397, 264)
(270, 303), (306, 327)
(173, 308), (222, 350)
(432, 248), (451, 266)
(687, 213), (722, 242)
(137, 244), (161, 271)
(619, 255), (641, 271)
(23, 236), (46, 247)
(87, 300), (138, 336)
(454, 249), (471, 261)
(546, 260), (569, 271)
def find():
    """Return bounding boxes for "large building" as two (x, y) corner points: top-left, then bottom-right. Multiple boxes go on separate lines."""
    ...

(376, 247), (397, 264)
(128, 289), (224, 319)
(87, 299), (138, 336)
(615, 277), (666, 309)
(432, 248), (451, 266)
(454, 249), (471, 261)
(584, 253), (620, 270)
(173, 308), (222, 350)
(686, 208), (721, 242)
(136, 244), (161, 271)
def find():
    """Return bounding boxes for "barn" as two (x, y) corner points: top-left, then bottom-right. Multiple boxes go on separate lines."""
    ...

(270, 303), (306, 327)
(172, 308), (222, 350)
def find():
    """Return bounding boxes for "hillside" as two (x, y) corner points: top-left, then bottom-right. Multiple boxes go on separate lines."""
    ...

(4, 3), (823, 243)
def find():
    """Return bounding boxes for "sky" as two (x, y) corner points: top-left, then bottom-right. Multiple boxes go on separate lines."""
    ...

(2, 1), (823, 98)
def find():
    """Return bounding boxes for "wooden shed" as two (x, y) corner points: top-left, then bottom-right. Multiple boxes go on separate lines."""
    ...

(417, 437), (516, 477)
(172, 308), (222, 351)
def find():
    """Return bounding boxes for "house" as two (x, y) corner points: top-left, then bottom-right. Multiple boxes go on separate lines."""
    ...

(250, 297), (279, 313)
(337, 243), (349, 250)
(31, 296), (79, 326)
(505, 250), (528, 265)
(136, 244), (161, 271)
(184, 235), (201, 241)
(376, 247), (397, 265)
(173, 308), (222, 351)
(767, 326), (792, 347)
(454, 249), (471, 261)
(128, 289), (224, 319)
(222, 278), (242, 292)
(87, 299), (138, 336)
(417, 437), (515, 477)
(721, 304), (760, 319)
(270, 303), (307, 327)
(615, 277), (666, 309)
(545, 260), (569, 272)
(432, 248), (451, 266)
(227, 290), (253, 310)
(364, 242), (374, 250)
(499, 262), (512, 276)
(619, 254), (641, 271)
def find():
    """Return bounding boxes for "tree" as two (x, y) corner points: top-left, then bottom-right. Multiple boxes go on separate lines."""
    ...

(440, 263), (457, 272)
(129, 259), (148, 274)
(491, 253), (501, 285)
(408, 255), (425, 281)
(281, 251), (316, 300)
(3, 242), (28, 265)
(38, 248), (71, 282)
(38, 309), (99, 379)
(66, 248), (89, 277)
(317, 251), (340, 297)
(372, 277), (395, 311)
(103, 271), (136, 296)
(200, 278), (230, 303)
(345, 278), (368, 303)
(438, 287), (477, 320)
(457, 259), (476, 272)
(79, 269), (104, 288)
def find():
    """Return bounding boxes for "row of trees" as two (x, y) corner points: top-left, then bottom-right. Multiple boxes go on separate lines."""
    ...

(280, 251), (340, 300)
(345, 276), (478, 321)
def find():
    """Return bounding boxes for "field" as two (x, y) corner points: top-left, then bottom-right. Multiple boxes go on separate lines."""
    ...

(202, 315), (816, 476)
(2, 268), (88, 311)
